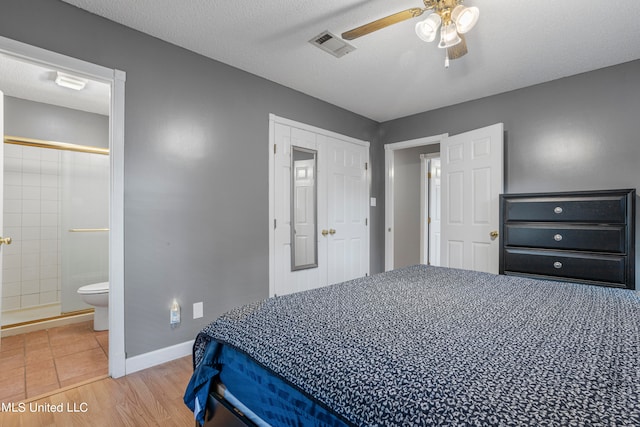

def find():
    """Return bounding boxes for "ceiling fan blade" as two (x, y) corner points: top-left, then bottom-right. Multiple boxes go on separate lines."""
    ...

(342, 8), (425, 40)
(447, 34), (468, 60)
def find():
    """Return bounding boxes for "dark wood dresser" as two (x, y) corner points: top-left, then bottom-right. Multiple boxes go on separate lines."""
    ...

(499, 189), (636, 289)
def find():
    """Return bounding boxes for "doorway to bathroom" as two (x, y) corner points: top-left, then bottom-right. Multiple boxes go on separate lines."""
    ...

(0, 35), (126, 397)
(0, 61), (111, 401)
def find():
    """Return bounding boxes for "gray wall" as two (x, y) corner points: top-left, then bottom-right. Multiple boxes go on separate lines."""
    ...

(2, 0), (638, 358)
(379, 59), (640, 287)
(4, 96), (108, 147)
(393, 144), (439, 269)
(379, 60), (640, 194)
(0, 0), (379, 357)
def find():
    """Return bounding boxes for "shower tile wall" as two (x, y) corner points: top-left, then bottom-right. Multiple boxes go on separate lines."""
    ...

(2, 144), (61, 318)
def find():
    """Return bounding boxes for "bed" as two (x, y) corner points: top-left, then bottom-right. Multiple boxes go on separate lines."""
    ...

(184, 265), (640, 426)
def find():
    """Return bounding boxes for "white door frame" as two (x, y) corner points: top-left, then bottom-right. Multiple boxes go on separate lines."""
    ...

(0, 36), (126, 378)
(384, 134), (447, 271)
(269, 114), (370, 296)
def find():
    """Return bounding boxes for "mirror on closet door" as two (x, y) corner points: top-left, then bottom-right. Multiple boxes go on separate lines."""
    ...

(291, 146), (318, 271)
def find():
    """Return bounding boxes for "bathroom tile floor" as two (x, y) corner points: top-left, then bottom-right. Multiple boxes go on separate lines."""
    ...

(0, 321), (108, 402)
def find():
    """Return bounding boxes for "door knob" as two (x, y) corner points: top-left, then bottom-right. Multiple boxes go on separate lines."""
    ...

(0, 236), (12, 245)
(329, 229), (336, 235)
(489, 231), (499, 239)
(321, 229), (329, 236)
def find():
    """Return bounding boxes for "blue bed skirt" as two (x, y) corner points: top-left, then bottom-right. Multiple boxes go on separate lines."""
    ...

(208, 341), (352, 427)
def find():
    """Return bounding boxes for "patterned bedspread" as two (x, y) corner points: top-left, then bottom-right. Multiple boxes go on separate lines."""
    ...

(194, 265), (640, 426)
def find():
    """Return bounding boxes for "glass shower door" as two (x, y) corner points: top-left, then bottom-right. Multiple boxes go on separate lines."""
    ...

(60, 150), (109, 313)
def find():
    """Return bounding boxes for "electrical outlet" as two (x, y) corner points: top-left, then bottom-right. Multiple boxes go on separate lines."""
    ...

(193, 302), (203, 319)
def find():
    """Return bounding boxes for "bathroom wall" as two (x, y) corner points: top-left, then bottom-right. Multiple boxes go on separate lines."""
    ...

(2, 97), (109, 325)
(4, 96), (108, 148)
(2, 143), (62, 323)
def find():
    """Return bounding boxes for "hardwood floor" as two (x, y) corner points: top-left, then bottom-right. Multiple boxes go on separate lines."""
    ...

(0, 356), (195, 426)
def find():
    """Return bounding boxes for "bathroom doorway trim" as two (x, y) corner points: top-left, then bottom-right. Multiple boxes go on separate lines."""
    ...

(0, 36), (126, 378)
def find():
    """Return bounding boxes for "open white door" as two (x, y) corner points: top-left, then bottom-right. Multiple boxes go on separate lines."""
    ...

(441, 123), (504, 273)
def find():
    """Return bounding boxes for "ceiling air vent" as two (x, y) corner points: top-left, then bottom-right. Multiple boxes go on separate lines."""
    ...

(309, 31), (355, 58)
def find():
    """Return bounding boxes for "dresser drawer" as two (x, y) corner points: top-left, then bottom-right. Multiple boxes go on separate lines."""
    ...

(503, 249), (626, 284)
(504, 224), (626, 253)
(503, 196), (627, 223)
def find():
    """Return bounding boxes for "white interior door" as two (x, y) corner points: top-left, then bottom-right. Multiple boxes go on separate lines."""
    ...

(429, 158), (442, 266)
(420, 155), (441, 266)
(323, 135), (369, 285)
(420, 156), (428, 264)
(441, 123), (504, 273)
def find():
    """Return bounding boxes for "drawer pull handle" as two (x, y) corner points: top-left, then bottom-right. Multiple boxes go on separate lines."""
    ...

(553, 261), (563, 269)
(554, 207), (563, 214)
(554, 234), (563, 241)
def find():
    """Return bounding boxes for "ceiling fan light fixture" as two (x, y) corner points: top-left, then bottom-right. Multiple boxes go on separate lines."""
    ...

(415, 13), (441, 43)
(451, 5), (479, 34)
(437, 23), (461, 49)
(340, 1), (478, 66)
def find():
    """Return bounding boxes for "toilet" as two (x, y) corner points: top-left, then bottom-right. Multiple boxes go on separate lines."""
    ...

(77, 282), (109, 331)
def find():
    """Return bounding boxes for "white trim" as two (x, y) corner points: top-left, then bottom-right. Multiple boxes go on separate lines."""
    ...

(125, 340), (194, 375)
(268, 114), (370, 295)
(0, 37), (114, 82)
(384, 134), (447, 271)
(269, 114), (370, 148)
(109, 70), (126, 378)
(384, 149), (394, 271)
(0, 36), (126, 378)
(268, 118), (276, 297)
(383, 135), (445, 151)
(420, 156), (428, 265)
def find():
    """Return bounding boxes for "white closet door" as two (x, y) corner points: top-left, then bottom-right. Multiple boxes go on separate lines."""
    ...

(322, 135), (369, 285)
(273, 124), (321, 295)
(271, 118), (369, 296)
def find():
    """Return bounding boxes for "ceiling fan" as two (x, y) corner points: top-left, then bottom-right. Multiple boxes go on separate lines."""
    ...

(341, 0), (479, 67)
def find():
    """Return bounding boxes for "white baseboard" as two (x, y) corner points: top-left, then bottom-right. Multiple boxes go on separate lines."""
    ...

(125, 339), (194, 375)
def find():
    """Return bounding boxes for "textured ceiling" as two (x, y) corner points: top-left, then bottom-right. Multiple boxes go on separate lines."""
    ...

(41, 1), (640, 121)
(0, 54), (110, 115)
